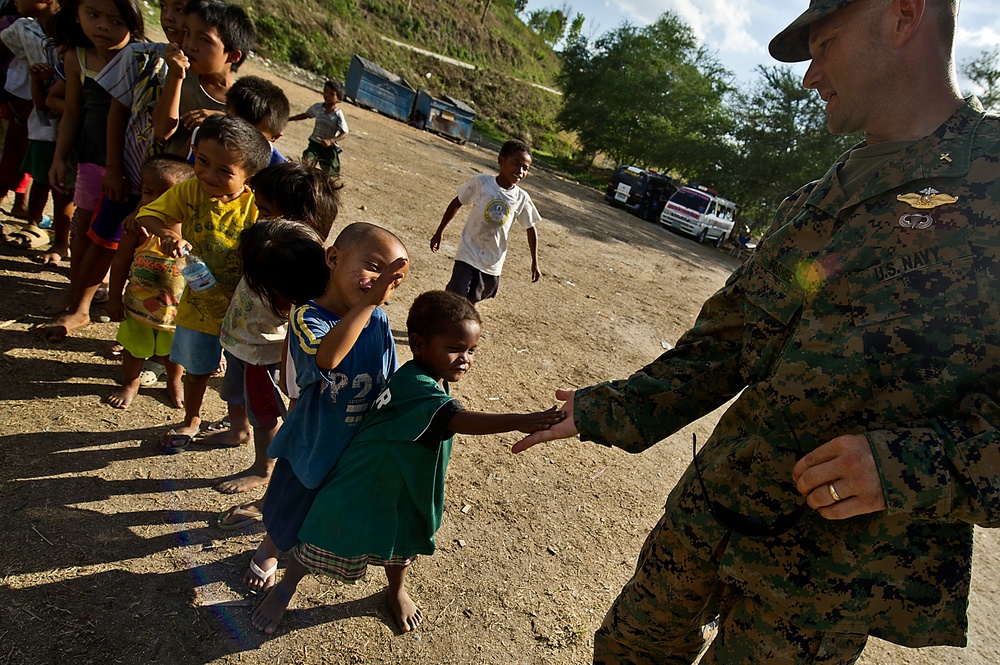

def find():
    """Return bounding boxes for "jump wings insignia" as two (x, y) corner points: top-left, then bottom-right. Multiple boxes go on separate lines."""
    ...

(896, 187), (958, 210)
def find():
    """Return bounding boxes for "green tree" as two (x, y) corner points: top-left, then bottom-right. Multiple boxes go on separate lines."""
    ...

(962, 47), (1000, 112)
(528, 7), (568, 47)
(556, 12), (734, 180)
(728, 65), (859, 229)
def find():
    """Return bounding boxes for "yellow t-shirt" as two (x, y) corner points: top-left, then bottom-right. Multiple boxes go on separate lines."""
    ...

(139, 178), (258, 334)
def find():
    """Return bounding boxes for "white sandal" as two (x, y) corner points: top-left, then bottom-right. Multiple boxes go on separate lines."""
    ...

(247, 557), (277, 593)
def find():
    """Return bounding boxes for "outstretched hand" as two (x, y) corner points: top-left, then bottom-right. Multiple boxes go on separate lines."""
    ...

(512, 389), (578, 453)
(516, 404), (567, 433)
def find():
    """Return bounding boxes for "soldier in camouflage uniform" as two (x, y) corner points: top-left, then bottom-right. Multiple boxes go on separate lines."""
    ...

(514, 0), (1000, 662)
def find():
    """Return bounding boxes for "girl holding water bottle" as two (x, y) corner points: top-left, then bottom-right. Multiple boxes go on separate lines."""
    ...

(134, 115), (272, 453)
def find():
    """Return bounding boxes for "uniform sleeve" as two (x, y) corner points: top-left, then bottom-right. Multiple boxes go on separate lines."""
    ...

(869, 382), (1000, 527)
(573, 188), (809, 454)
(456, 175), (480, 206)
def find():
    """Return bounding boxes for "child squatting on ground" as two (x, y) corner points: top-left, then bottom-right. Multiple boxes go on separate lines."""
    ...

(134, 114), (271, 453)
(243, 223), (409, 598)
(430, 139), (541, 304)
(207, 162), (342, 498)
(104, 154), (195, 409)
(250, 290), (566, 634)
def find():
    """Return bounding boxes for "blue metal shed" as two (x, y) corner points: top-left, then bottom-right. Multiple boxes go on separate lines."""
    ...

(413, 89), (476, 143)
(344, 54), (417, 123)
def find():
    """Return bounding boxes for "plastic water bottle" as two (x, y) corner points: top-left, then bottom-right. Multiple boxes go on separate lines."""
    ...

(178, 248), (232, 319)
(178, 248), (217, 292)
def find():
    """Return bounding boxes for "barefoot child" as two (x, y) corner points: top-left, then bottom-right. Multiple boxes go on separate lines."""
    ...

(251, 290), (566, 634)
(288, 79), (348, 176)
(208, 164), (341, 499)
(104, 154), (194, 409)
(135, 114), (271, 452)
(243, 223), (409, 595)
(35, 0), (146, 341)
(429, 139), (542, 304)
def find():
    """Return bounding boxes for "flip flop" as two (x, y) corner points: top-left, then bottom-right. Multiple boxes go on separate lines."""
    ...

(3, 226), (49, 250)
(92, 283), (110, 305)
(160, 430), (194, 454)
(217, 505), (264, 530)
(247, 557), (277, 594)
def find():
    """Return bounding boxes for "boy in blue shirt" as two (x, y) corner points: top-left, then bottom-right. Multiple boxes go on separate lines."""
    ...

(243, 222), (410, 593)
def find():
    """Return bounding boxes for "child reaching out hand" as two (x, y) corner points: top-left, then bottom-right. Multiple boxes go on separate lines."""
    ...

(250, 290), (566, 635)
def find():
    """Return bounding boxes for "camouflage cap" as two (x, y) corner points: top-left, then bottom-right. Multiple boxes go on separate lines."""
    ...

(768, 0), (858, 63)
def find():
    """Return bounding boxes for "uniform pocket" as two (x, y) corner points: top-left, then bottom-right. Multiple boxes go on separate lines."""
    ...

(740, 263), (803, 381)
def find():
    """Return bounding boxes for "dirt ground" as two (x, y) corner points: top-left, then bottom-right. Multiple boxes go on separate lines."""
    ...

(2, 57), (999, 665)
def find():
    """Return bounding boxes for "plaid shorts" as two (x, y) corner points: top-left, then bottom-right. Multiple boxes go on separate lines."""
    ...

(295, 542), (414, 584)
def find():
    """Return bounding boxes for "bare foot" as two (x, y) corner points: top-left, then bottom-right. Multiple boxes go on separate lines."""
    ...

(215, 467), (271, 494)
(166, 377), (184, 409)
(244, 551), (278, 593)
(389, 586), (422, 632)
(195, 427), (251, 449)
(107, 380), (140, 409)
(32, 242), (70, 266)
(251, 581), (293, 635)
(34, 311), (91, 342)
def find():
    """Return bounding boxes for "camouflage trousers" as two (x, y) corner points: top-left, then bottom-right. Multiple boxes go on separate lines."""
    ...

(593, 511), (868, 664)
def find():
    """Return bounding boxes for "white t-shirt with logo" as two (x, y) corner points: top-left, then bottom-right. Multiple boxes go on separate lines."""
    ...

(453, 174), (539, 276)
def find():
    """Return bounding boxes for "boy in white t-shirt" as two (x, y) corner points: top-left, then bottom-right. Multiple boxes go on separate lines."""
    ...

(429, 139), (541, 303)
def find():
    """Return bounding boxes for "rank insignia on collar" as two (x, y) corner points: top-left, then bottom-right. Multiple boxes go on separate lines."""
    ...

(896, 187), (958, 210)
(939, 153), (952, 163)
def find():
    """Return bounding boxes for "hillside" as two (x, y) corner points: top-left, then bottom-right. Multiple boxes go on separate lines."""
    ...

(244, 0), (569, 154)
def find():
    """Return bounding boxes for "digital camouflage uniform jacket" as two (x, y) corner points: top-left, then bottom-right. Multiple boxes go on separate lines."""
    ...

(575, 98), (1000, 647)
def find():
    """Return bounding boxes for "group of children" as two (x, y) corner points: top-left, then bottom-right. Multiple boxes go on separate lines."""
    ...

(0, 0), (556, 637)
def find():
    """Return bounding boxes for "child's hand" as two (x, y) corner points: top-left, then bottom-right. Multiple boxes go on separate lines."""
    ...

(364, 257), (409, 306)
(181, 108), (222, 131)
(102, 165), (129, 202)
(164, 43), (189, 78)
(429, 230), (443, 252)
(160, 231), (190, 258)
(516, 405), (567, 434)
(28, 63), (55, 81)
(105, 295), (125, 322)
(48, 158), (70, 195)
(121, 212), (148, 237)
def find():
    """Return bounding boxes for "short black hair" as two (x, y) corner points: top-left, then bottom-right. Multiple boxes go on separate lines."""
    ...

(141, 153), (195, 184)
(227, 76), (290, 138)
(184, 0), (255, 71)
(499, 139), (531, 158)
(407, 290), (482, 341)
(333, 222), (405, 255)
(194, 114), (272, 176)
(324, 79), (346, 101)
(239, 219), (328, 318)
(49, 0), (147, 49)
(249, 162), (341, 240)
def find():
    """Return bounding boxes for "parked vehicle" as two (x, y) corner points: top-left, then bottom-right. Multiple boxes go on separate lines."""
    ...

(659, 184), (739, 246)
(605, 166), (678, 221)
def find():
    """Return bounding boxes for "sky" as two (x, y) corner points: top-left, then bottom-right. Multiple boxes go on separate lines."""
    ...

(522, 0), (998, 93)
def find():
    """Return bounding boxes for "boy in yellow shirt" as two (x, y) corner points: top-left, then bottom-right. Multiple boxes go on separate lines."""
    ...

(136, 114), (271, 452)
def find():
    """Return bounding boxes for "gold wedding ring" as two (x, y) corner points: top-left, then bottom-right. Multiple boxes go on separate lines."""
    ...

(828, 483), (842, 502)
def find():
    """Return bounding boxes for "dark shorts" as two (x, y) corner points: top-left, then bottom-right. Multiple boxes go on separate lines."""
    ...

(302, 139), (341, 176)
(446, 260), (500, 303)
(86, 192), (140, 250)
(218, 351), (287, 429)
(20, 140), (55, 181)
(261, 457), (322, 553)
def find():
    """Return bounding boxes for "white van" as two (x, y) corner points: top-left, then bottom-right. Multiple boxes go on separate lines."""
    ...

(659, 185), (739, 246)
